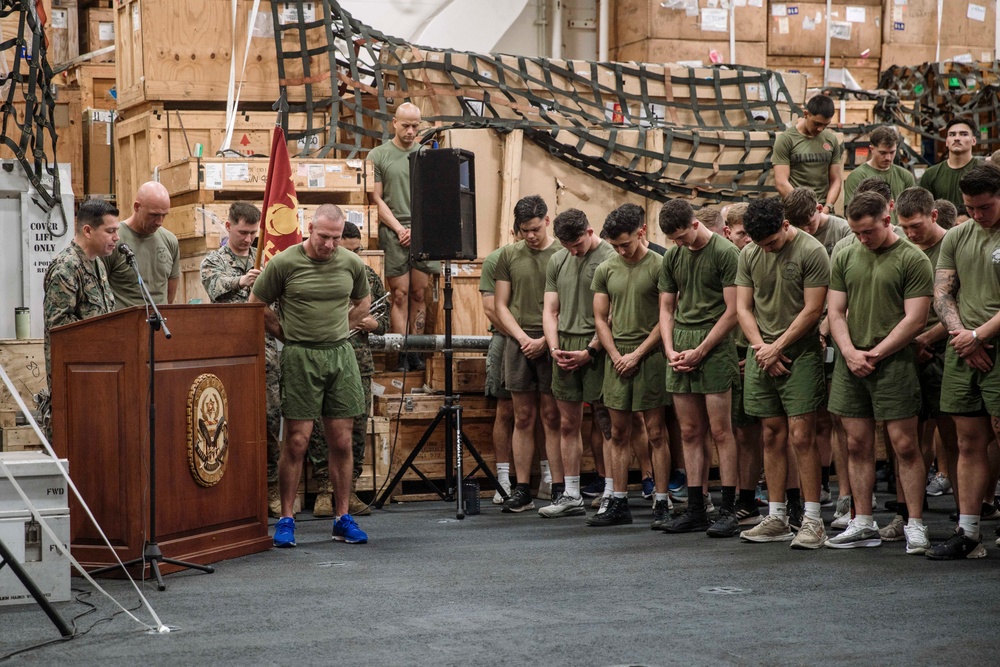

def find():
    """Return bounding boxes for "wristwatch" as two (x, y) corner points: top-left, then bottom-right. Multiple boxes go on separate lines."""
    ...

(972, 329), (979, 341)
(585, 345), (599, 358)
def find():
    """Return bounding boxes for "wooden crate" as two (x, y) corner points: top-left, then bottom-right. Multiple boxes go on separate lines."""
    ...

(1, 426), (43, 452)
(49, 0), (79, 65)
(177, 254), (210, 304)
(0, 340), (46, 414)
(80, 6), (114, 61)
(114, 104), (330, 210)
(371, 371), (429, 398)
(357, 416), (391, 495)
(426, 355), (487, 393)
(3, 93), (84, 197)
(0, 411), (18, 428)
(156, 157), (371, 208)
(114, 0), (333, 111)
(60, 62), (117, 111)
(426, 261), (489, 337)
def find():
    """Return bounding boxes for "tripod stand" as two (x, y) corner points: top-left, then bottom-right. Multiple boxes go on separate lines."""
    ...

(374, 265), (506, 518)
(90, 254), (214, 590)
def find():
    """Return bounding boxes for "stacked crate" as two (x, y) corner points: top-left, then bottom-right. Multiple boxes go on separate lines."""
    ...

(881, 0), (997, 66)
(0, 341), (46, 453)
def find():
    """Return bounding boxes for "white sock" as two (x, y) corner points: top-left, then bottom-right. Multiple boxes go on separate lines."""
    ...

(855, 514), (874, 528)
(655, 492), (668, 502)
(540, 460), (551, 483)
(612, 491), (627, 499)
(565, 476), (580, 498)
(603, 477), (614, 497)
(769, 501), (787, 520)
(497, 462), (510, 485)
(907, 517), (925, 528)
(959, 514), (981, 540)
(804, 501), (822, 521)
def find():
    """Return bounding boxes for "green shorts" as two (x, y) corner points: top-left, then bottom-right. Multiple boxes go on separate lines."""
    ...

(602, 343), (668, 412)
(731, 347), (757, 427)
(744, 337), (827, 418)
(503, 331), (553, 394)
(280, 342), (367, 420)
(551, 334), (605, 403)
(485, 332), (511, 399)
(918, 341), (946, 420)
(940, 335), (1000, 417)
(665, 327), (739, 395)
(828, 345), (921, 421)
(378, 224), (441, 279)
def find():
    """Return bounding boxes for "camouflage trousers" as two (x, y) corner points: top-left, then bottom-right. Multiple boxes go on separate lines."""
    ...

(265, 341), (282, 484)
(307, 375), (371, 483)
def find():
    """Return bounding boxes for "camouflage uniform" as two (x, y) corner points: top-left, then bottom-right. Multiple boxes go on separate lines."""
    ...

(42, 241), (116, 434)
(201, 245), (282, 484)
(309, 264), (388, 481)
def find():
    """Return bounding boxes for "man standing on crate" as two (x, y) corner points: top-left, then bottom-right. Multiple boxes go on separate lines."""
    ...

(307, 221), (389, 518)
(250, 204), (372, 548)
(369, 102), (440, 372)
(199, 202), (284, 518)
(772, 95), (843, 214)
(103, 181), (180, 306)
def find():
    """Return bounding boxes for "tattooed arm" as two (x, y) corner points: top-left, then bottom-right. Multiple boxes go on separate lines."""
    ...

(935, 267), (993, 372)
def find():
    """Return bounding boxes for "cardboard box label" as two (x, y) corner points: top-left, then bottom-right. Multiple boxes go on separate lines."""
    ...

(224, 163), (249, 182)
(772, 3), (787, 16)
(968, 3), (986, 21)
(778, 16), (790, 33)
(701, 7), (728, 31)
(279, 1), (316, 24)
(51, 9), (66, 29)
(131, 3), (140, 32)
(830, 21), (852, 40)
(893, 6), (904, 22)
(845, 6), (866, 22)
(98, 22), (115, 41)
(204, 163), (223, 190)
(787, 6), (799, 15)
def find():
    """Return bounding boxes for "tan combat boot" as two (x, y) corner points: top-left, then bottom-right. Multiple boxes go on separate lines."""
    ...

(313, 480), (334, 517)
(267, 482), (281, 518)
(348, 473), (370, 516)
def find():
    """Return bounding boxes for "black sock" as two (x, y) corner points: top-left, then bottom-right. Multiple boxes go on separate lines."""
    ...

(689, 486), (705, 511)
(738, 488), (756, 510)
(821, 466), (831, 491)
(551, 482), (565, 496)
(786, 488), (801, 506)
(517, 483), (530, 494)
(899, 504), (909, 522)
(721, 485), (736, 512)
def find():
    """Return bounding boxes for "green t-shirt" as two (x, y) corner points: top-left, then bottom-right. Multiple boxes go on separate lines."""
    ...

(369, 140), (419, 226)
(811, 215), (852, 257)
(493, 240), (559, 331)
(922, 238), (944, 333)
(830, 237), (934, 349)
(918, 157), (981, 211)
(252, 244), (370, 344)
(831, 224), (907, 260)
(772, 125), (843, 204)
(591, 250), (663, 347)
(657, 232), (739, 328)
(844, 163), (915, 221)
(736, 230), (830, 343)
(937, 219), (1000, 330)
(479, 246), (505, 334)
(103, 223), (180, 308)
(545, 240), (617, 336)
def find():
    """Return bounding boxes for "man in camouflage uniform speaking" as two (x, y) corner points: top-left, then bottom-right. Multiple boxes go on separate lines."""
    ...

(42, 199), (120, 436)
(308, 220), (389, 517)
(200, 202), (285, 516)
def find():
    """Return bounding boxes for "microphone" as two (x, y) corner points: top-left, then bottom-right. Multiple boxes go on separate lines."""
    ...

(118, 243), (137, 266)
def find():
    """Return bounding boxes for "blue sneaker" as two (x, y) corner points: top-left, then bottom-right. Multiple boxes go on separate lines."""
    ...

(581, 478), (605, 498)
(273, 517), (296, 548)
(332, 514), (368, 544)
(668, 470), (688, 501)
(641, 476), (655, 500)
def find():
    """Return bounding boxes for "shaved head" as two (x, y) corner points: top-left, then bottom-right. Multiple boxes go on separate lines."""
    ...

(392, 103), (422, 149)
(131, 181), (171, 235)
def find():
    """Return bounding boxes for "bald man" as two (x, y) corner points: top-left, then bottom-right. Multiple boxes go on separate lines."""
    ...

(368, 103), (440, 371)
(103, 181), (179, 306)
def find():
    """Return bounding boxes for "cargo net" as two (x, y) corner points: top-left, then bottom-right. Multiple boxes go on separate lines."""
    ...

(0, 0), (64, 218)
(270, 0), (814, 205)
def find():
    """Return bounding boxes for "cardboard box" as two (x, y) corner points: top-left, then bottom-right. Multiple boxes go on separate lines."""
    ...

(83, 108), (116, 195)
(882, 0), (996, 51)
(766, 1), (883, 59)
(881, 43), (996, 68)
(615, 0), (768, 47)
(613, 39), (768, 69)
(80, 6), (114, 61)
(767, 56), (881, 90)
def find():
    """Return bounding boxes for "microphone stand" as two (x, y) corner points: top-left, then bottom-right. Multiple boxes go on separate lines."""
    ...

(89, 253), (214, 590)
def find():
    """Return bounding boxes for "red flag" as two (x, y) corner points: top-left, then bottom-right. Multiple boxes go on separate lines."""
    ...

(254, 126), (301, 268)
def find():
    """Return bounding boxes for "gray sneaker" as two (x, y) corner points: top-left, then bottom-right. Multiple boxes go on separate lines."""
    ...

(825, 519), (882, 549)
(831, 495), (852, 529)
(740, 514), (794, 543)
(879, 515), (906, 542)
(791, 517), (826, 550)
(538, 493), (586, 518)
(926, 473), (953, 497)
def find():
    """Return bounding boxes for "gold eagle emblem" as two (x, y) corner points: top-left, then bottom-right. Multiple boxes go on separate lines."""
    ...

(186, 373), (230, 487)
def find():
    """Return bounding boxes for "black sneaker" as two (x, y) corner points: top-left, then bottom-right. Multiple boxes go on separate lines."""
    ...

(501, 486), (535, 513)
(925, 528), (987, 560)
(581, 478), (605, 498)
(661, 507), (709, 533)
(408, 352), (426, 371)
(950, 502), (1000, 521)
(586, 497), (633, 527)
(734, 504), (762, 526)
(787, 498), (804, 532)
(651, 498), (672, 530)
(706, 509), (741, 538)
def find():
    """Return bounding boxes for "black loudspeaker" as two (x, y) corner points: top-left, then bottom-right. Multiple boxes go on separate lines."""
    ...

(409, 147), (477, 261)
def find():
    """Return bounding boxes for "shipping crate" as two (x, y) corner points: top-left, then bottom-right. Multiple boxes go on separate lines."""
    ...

(157, 157), (371, 208)
(426, 355), (487, 394)
(1, 426), (43, 452)
(0, 341), (45, 415)
(612, 39), (768, 69)
(177, 254), (211, 304)
(4, 94), (83, 197)
(114, 0), (333, 111)
(767, 1), (883, 59)
(83, 108), (115, 195)
(766, 56), (881, 91)
(371, 371), (429, 398)
(49, 0), (79, 65)
(59, 63), (116, 112)
(881, 43), (996, 69)
(357, 416), (391, 496)
(114, 104), (329, 210)
(427, 261), (489, 337)
(80, 6), (114, 61)
(882, 0), (996, 53)
(615, 0), (768, 46)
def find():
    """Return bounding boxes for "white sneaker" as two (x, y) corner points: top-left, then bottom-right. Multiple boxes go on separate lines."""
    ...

(538, 494), (586, 518)
(537, 479), (552, 500)
(819, 488), (833, 507)
(492, 478), (512, 505)
(904, 523), (931, 555)
(704, 493), (716, 515)
(825, 519), (882, 549)
(831, 512), (852, 530)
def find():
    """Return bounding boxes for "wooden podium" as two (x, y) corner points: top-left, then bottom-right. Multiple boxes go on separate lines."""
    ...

(49, 304), (272, 574)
